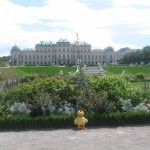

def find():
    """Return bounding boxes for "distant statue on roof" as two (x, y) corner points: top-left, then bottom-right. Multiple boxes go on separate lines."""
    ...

(76, 33), (79, 45)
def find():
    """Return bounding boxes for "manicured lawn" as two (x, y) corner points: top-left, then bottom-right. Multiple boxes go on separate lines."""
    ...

(103, 66), (150, 74)
(1, 66), (150, 85)
(131, 81), (150, 90)
(15, 66), (76, 75)
(0, 66), (76, 82)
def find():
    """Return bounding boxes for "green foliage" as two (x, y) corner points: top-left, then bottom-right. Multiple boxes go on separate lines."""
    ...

(127, 89), (147, 106)
(20, 74), (50, 83)
(1, 112), (150, 129)
(76, 91), (109, 114)
(135, 73), (145, 80)
(3, 74), (148, 115)
(91, 75), (131, 103)
(0, 102), (11, 116)
(0, 56), (10, 66)
(121, 46), (150, 64)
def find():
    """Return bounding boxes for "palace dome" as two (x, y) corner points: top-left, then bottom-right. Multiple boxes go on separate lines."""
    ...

(11, 45), (21, 52)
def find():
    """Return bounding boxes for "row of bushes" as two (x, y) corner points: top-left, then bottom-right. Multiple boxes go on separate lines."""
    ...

(1, 112), (150, 130)
(123, 73), (150, 82)
(1, 74), (150, 116)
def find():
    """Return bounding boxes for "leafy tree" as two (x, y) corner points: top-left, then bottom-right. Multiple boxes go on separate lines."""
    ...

(121, 46), (150, 64)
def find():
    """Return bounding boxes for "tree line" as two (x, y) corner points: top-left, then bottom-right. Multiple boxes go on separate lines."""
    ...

(120, 46), (150, 65)
(0, 56), (10, 66)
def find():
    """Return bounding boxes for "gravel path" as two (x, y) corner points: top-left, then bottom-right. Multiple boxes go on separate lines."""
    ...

(0, 125), (150, 150)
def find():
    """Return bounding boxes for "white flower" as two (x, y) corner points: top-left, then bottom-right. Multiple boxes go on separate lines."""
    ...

(120, 99), (133, 112)
(10, 102), (31, 115)
(134, 103), (149, 112)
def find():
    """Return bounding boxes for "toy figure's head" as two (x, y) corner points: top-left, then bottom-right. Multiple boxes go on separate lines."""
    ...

(77, 108), (84, 117)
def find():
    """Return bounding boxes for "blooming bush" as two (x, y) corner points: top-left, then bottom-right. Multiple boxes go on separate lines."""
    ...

(10, 102), (31, 115)
(133, 103), (149, 112)
(120, 100), (150, 112)
(120, 99), (133, 112)
(57, 101), (76, 115)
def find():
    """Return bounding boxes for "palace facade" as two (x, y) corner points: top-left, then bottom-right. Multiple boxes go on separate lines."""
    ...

(10, 39), (116, 66)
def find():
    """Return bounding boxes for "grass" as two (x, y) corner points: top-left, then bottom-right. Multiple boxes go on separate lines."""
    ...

(1, 66), (150, 88)
(131, 81), (150, 90)
(15, 66), (76, 75)
(103, 66), (150, 74)
(0, 66), (76, 82)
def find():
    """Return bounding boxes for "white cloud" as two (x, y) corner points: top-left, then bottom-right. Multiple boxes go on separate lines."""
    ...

(112, 0), (150, 7)
(0, 0), (150, 56)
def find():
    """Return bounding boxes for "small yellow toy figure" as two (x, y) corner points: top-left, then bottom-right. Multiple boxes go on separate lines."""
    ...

(74, 108), (88, 129)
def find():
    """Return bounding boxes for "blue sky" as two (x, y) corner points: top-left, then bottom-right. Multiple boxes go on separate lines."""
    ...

(0, 0), (150, 56)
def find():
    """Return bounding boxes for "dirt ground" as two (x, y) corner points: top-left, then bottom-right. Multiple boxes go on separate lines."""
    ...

(0, 125), (150, 150)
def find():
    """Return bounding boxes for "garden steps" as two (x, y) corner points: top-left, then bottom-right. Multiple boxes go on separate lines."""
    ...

(83, 67), (107, 75)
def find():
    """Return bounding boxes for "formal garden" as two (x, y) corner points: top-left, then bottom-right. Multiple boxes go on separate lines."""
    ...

(0, 66), (150, 129)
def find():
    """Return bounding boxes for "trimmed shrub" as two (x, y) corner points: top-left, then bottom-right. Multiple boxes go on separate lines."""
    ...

(1, 112), (150, 129)
(135, 73), (145, 80)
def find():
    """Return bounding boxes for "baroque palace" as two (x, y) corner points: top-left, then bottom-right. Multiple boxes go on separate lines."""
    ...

(10, 39), (116, 66)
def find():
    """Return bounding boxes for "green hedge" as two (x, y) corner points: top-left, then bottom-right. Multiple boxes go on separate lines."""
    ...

(1, 112), (150, 130)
